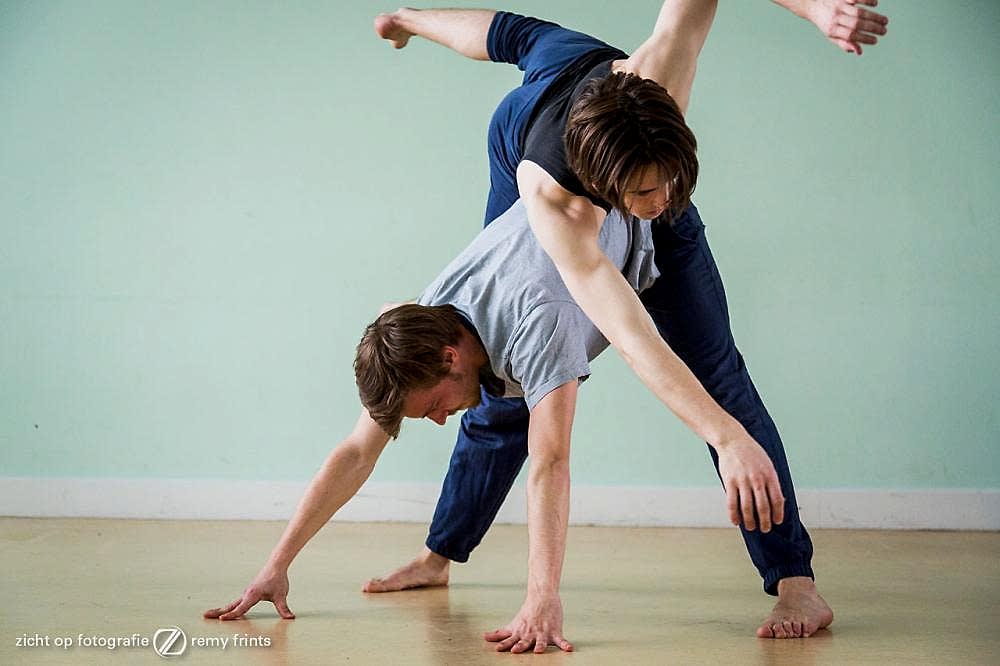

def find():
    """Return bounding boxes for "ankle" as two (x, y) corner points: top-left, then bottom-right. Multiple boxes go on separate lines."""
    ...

(395, 7), (418, 27)
(419, 547), (450, 569)
(776, 576), (816, 596)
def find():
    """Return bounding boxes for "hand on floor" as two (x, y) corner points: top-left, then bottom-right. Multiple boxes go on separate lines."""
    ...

(485, 593), (573, 653)
(203, 564), (295, 621)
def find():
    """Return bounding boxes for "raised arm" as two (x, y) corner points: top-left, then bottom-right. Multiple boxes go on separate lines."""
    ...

(623, 0), (718, 114)
(485, 380), (577, 654)
(518, 161), (784, 534)
(204, 411), (390, 620)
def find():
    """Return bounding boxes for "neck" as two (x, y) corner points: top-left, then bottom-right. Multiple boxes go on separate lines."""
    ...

(457, 327), (489, 371)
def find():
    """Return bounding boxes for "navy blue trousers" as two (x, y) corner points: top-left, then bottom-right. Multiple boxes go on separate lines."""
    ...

(425, 11), (814, 595)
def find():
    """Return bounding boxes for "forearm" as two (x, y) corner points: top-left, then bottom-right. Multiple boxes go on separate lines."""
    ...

(622, 317), (747, 449)
(523, 383), (576, 598)
(266, 447), (372, 569)
(525, 458), (571, 596)
(266, 415), (388, 570)
(488, 425), (574, 653)
(565, 260), (746, 450)
(519, 168), (746, 451)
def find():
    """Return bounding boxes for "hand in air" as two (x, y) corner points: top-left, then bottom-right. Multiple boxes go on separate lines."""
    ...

(484, 594), (573, 654)
(807, 0), (889, 55)
(715, 435), (785, 532)
(203, 564), (295, 621)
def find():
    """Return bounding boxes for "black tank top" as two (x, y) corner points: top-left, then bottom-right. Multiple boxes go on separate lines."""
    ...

(521, 52), (624, 212)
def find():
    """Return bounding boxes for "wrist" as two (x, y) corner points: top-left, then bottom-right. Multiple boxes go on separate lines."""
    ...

(266, 550), (294, 572)
(526, 583), (561, 599)
(772, 0), (813, 22)
(708, 423), (750, 452)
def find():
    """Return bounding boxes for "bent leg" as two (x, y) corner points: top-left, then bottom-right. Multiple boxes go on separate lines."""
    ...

(426, 389), (530, 562)
(640, 204), (814, 595)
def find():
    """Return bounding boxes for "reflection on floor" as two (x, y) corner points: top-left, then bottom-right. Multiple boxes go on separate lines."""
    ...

(2, 519), (998, 665)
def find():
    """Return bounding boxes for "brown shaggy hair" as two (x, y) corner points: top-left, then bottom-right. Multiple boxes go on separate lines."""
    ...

(354, 304), (464, 438)
(564, 71), (698, 216)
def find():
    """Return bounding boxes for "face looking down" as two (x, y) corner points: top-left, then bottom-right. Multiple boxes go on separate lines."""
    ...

(401, 370), (482, 426)
(623, 165), (670, 220)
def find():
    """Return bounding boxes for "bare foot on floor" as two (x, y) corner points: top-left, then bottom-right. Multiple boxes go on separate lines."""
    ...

(374, 11), (413, 49)
(363, 547), (450, 593)
(757, 577), (834, 639)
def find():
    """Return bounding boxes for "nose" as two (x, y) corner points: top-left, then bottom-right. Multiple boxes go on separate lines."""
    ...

(428, 411), (448, 426)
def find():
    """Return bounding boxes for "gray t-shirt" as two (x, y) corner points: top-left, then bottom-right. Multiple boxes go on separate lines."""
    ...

(418, 200), (659, 409)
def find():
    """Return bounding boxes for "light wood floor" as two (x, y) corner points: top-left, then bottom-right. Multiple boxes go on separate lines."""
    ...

(2, 518), (998, 665)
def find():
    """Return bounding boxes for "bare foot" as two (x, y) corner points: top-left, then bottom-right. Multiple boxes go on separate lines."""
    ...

(374, 11), (414, 49)
(363, 547), (450, 593)
(756, 577), (834, 639)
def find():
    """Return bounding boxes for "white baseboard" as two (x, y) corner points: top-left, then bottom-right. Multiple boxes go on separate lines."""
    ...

(1, 477), (997, 530)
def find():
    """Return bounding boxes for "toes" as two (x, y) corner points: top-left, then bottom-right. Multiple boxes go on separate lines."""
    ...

(765, 618), (809, 639)
(363, 574), (414, 593)
(756, 623), (776, 638)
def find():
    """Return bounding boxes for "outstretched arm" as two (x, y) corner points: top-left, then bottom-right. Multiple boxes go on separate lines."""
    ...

(772, 0), (889, 55)
(204, 411), (390, 620)
(485, 380), (577, 654)
(518, 162), (784, 536)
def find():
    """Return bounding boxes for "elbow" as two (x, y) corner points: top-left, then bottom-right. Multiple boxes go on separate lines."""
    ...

(615, 338), (637, 368)
(528, 454), (571, 485)
(613, 328), (647, 371)
(527, 457), (571, 504)
(336, 439), (379, 477)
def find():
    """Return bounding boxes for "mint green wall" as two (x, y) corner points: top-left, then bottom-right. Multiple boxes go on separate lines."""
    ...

(2, 1), (997, 489)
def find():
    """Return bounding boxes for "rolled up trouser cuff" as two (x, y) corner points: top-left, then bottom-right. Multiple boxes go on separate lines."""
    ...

(425, 536), (471, 564)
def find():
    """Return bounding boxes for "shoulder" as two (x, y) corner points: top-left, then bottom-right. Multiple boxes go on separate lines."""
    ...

(507, 301), (592, 410)
(517, 161), (600, 224)
(517, 160), (575, 202)
(509, 300), (589, 352)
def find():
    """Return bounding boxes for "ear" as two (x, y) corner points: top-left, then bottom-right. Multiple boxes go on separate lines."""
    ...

(441, 346), (458, 368)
